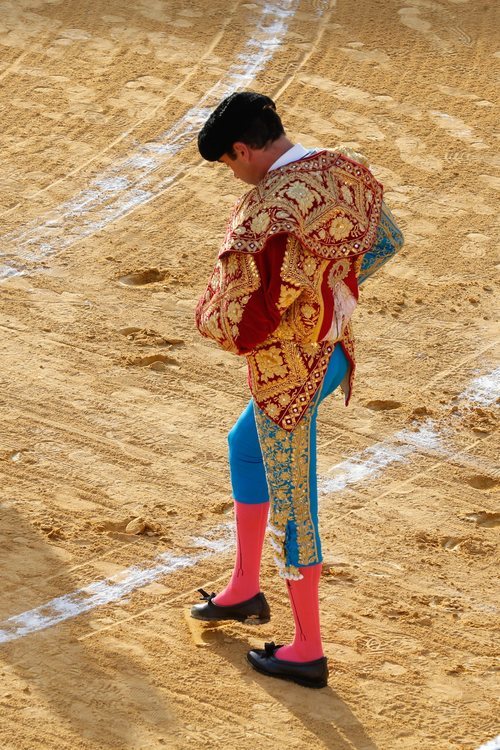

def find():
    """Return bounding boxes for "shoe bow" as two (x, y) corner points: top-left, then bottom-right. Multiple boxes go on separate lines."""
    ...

(197, 588), (216, 602)
(264, 641), (278, 658)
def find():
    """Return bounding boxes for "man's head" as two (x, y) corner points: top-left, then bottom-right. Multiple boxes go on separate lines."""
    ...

(197, 91), (291, 185)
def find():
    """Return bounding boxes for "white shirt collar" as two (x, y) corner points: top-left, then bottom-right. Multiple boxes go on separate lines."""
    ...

(268, 143), (314, 172)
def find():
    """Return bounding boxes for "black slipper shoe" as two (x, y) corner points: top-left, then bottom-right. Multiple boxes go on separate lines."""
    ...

(190, 588), (271, 624)
(247, 641), (328, 688)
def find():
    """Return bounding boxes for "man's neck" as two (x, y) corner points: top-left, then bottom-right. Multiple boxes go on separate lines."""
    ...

(260, 135), (295, 173)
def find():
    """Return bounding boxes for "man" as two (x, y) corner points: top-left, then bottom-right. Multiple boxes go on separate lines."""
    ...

(191, 91), (404, 689)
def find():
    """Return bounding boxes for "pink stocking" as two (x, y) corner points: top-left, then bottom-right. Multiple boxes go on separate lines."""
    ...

(213, 500), (269, 606)
(275, 562), (324, 662)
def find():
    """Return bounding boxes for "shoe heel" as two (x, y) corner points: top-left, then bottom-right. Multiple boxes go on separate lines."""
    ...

(293, 676), (328, 689)
(242, 614), (271, 625)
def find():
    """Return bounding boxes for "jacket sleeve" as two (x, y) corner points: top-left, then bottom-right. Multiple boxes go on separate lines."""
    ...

(195, 233), (305, 356)
(357, 201), (404, 286)
(233, 234), (308, 353)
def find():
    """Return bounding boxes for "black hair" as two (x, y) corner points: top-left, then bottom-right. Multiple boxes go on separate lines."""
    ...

(226, 106), (285, 158)
(198, 91), (285, 162)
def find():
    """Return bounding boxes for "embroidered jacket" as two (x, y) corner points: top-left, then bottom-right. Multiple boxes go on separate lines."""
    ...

(196, 148), (403, 430)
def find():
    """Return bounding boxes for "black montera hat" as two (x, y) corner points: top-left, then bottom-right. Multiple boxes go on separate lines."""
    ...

(197, 91), (277, 161)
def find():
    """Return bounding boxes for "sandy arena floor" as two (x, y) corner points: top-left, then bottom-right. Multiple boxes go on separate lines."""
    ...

(0, 1), (498, 748)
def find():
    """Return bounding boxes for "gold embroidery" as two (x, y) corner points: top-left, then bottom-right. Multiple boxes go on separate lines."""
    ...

(247, 340), (334, 431)
(281, 236), (314, 290)
(254, 396), (321, 579)
(277, 237), (329, 346)
(265, 402), (280, 419)
(277, 283), (301, 312)
(196, 148), (386, 429)
(301, 304), (316, 320)
(340, 183), (354, 205)
(226, 255), (239, 275)
(251, 211), (271, 235)
(196, 254), (259, 354)
(303, 255), (319, 278)
(328, 258), (350, 284)
(226, 300), (244, 324)
(221, 149), (383, 260)
(285, 181), (317, 211)
(329, 216), (354, 240)
(254, 345), (288, 382)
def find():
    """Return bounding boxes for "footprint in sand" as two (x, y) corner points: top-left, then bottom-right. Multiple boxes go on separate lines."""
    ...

(428, 597), (464, 618)
(437, 84), (478, 100)
(54, 28), (93, 43)
(379, 661), (408, 676)
(118, 326), (184, 348)
(311, 0), (337, 10)
(37, 522), (64, 540)
(443, 537), (494, 556)
(95, 516), (162, 536)
(458, 232), (490, 259)
(117, 78), (166, 108)
(465, 475), (498, 491)
(125, 75), (168, 91)
(211, 500), (233, 515)
(6, 449), (36, 464)
(398, 6), (454, 54)
(428, 110), (484, 147)
(331, 108), (385, 142)
(322, 565), (356, 584)
(464, 511), (500, 528)
(339, 43), (390, 68)
(478, 174), (500, 191)
(118, 268), (168, 286)
(126, 353), (180, 371)
(355, 634), (419, 655)
(364, 399), (402, 411)
(441, 536), (466, 551)
(395, 135), (443, 173)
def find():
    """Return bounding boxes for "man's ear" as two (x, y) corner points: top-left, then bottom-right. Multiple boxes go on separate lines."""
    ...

(232, 141), (252, 161)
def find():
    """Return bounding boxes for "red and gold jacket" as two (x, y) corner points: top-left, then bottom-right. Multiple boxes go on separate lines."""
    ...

(195, 148), (384, 431)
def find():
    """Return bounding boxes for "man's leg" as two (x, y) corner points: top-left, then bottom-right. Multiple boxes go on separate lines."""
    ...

(213, 500), (269, 605)
(252, 343), (349, 664)
(275, 343), (349, 661)
(275, 563), (324, 661)
(213, 400), (270, 606)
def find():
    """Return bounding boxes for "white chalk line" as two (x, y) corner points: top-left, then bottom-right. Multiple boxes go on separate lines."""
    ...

(477, 736), (500, 750)
(320, 366), (499, 494)
(0, 368), (497, 645)
(0, 0), (300, 280)
(0, 9), (237, 219)
(319, 420), (442, 494)
(460, 367), (500, 408)
(0, 524), (233, 645)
